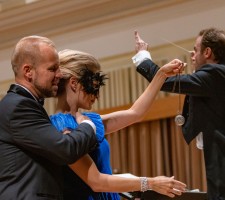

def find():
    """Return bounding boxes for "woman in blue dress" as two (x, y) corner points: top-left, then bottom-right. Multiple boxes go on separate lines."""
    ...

(50, 49), (186, 200)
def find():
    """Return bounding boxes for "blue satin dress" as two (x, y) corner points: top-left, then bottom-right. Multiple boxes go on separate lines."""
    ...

(50, 112), (120, 200)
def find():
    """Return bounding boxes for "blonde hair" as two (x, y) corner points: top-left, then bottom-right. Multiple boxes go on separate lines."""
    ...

(59, 49), (101, 79)
(57, 49), (102, 96)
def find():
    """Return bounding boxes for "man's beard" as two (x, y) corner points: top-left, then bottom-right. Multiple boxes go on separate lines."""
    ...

(33, 79), (56, 98)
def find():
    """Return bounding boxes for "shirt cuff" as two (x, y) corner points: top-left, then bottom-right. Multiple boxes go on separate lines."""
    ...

(81, 120), (96, 134)
(132, 50), (152, 66)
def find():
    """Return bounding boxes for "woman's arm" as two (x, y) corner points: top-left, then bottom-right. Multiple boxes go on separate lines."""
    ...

(101, 59), (185, 134)
(69, 155), (186, 197)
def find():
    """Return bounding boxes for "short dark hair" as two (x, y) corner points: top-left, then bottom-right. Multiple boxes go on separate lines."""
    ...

(199, 28), (225, 64)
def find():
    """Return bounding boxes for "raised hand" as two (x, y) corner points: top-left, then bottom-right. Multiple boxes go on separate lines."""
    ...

(134, 30), (148, 53)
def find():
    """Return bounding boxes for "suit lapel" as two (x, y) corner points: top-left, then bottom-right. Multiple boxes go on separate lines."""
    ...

(8, 84), (50, 119)
(8, 84), (45, 106)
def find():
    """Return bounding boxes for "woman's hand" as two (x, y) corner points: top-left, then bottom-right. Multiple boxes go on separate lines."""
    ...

(148, 176), (187, 198)
(160, 59), (186, 77)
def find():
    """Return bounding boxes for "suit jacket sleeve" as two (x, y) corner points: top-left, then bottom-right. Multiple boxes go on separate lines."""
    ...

(7, 96), (98, 165)
(137, 59), (225, 97)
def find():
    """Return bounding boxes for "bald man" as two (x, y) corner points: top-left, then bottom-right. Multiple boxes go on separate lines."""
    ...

(0, 36), (98, 200)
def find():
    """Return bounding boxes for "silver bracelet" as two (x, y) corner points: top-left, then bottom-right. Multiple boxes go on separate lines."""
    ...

(140, 177), (149, 192)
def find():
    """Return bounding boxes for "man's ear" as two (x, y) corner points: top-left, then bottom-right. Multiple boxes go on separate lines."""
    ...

(23, 64), (33, 81)
(204, 47), (213, 59)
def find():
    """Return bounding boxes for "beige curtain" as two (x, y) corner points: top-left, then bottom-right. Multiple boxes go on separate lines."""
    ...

(106, 117), (207, 192)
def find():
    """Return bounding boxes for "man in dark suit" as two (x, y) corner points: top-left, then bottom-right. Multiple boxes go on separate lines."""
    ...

(0, 36), (98, 200)
(132, 28), (225, 200)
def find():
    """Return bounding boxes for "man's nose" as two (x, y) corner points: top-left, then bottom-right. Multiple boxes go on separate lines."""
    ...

(56, 69), (63, 78)
(189, 51), (195, 58)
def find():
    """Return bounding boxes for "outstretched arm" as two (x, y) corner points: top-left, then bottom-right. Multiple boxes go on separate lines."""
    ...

(69, 155), (186, 197)
(101, 58), (185, 134)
